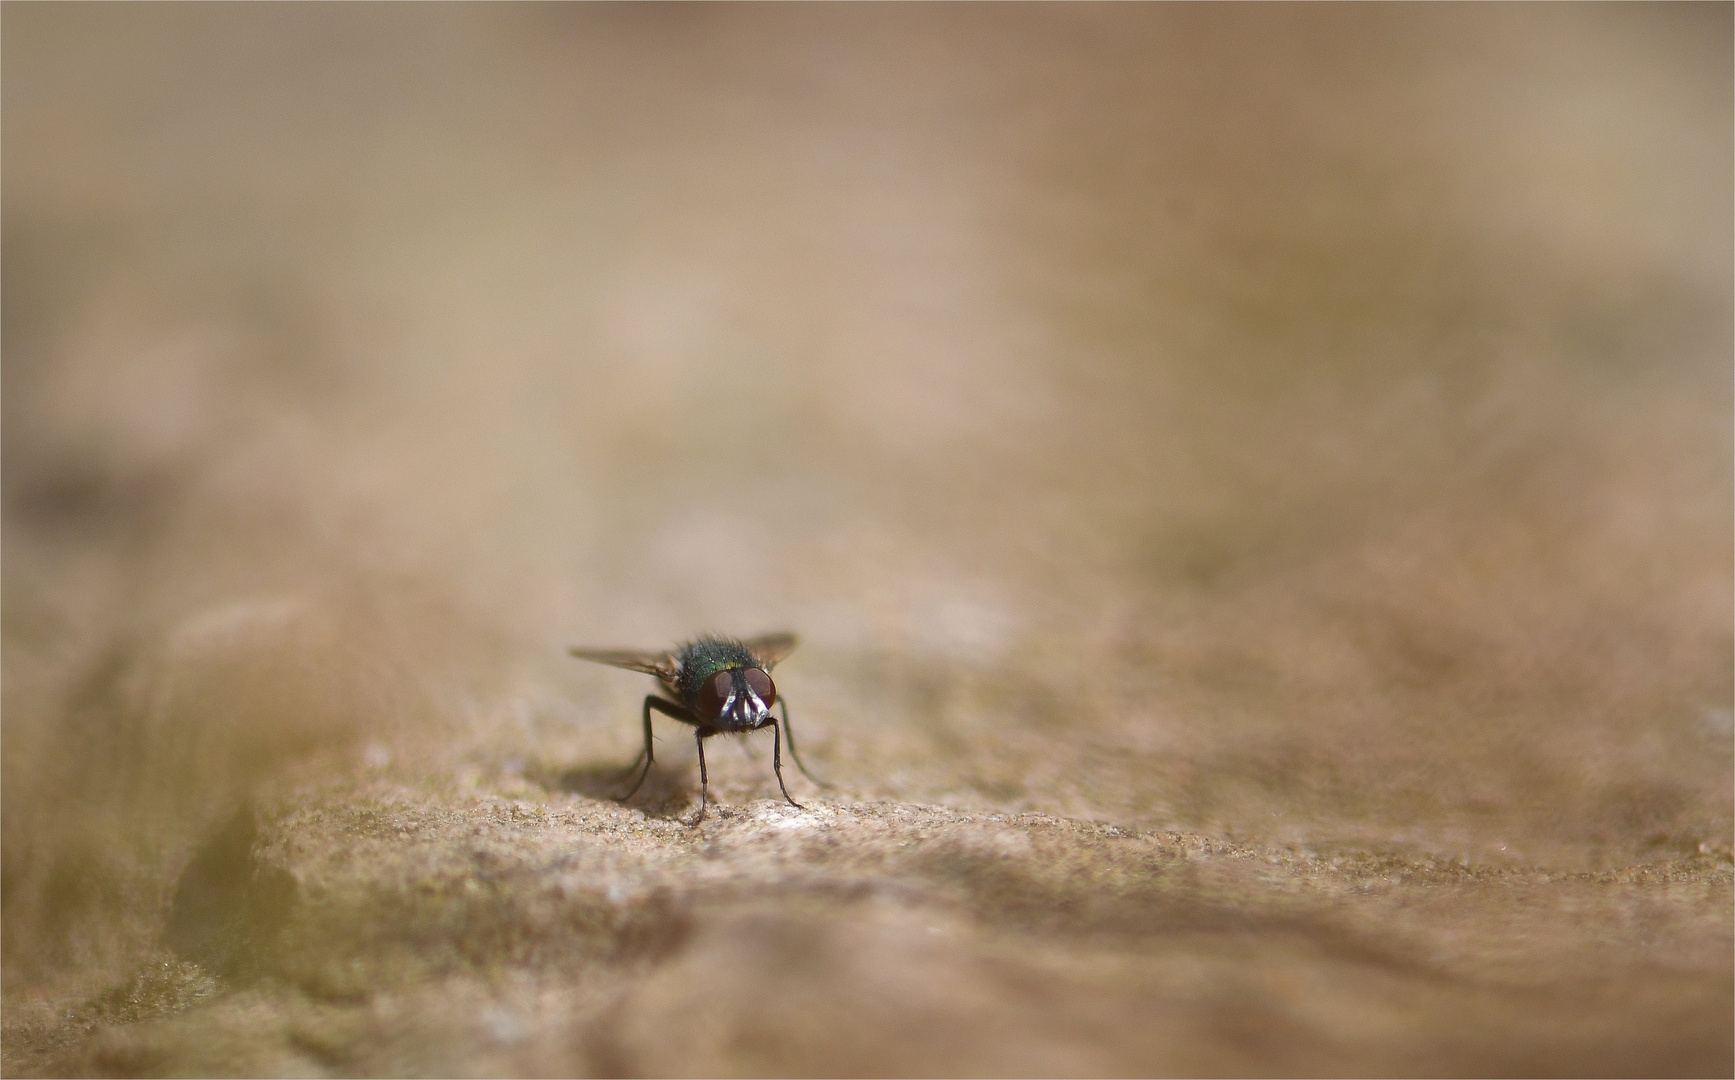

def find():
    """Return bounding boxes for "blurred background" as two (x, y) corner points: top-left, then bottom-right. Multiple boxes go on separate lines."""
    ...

(3, 3), (1730, 1072)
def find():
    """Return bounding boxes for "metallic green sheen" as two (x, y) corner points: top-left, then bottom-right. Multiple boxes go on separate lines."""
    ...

(674, 637), (759, 703)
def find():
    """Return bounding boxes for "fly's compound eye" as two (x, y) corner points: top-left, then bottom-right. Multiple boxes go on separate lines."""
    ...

(697, 670), (735, 721)
(742, 667), (775, 708)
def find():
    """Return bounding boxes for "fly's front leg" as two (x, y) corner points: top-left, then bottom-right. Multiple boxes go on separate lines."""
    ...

(771, 719), (806, 810)
(779, 698), (830, 788)
(685, 729), (712, 825)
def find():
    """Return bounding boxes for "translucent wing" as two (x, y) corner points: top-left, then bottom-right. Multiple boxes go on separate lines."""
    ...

(568, 646), (679, 681)
(741, 632), (799, 669)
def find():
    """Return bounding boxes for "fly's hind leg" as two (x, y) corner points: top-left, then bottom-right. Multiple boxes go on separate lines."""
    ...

(779, 698), (831, 788)
(621, 696), (692, 801)
(616, 698), (655, 800)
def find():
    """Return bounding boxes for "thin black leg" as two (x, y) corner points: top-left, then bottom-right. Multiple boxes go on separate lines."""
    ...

(772, 719), (805, 810)
(614, 746), (648, 783)
(686, 729), (711, 825)
(779, 698), (830, 788)
(621, 696), (693, 801)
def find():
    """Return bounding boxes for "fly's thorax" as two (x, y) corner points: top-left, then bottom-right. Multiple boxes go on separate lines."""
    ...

(673, 637), (761, 702)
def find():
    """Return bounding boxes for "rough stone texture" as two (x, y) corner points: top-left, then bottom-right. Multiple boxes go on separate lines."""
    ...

(3, 6), (1730, 1076)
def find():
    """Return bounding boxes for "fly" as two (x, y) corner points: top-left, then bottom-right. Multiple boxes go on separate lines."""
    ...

(569, 632), (825, 823)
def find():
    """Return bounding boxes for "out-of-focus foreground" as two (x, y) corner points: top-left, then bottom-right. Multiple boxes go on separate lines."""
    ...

(3, 6), (1730, 1076)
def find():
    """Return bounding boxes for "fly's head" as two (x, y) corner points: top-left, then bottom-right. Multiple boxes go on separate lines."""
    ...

(693, 666), (777, 731)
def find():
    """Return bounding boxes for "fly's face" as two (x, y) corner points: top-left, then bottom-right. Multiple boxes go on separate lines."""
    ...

(693, 666), (777, 732)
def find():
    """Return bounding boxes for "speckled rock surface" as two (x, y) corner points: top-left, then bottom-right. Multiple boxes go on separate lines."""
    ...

(14, 780), (1729, 1077)
(4, 6), (1730, 1076)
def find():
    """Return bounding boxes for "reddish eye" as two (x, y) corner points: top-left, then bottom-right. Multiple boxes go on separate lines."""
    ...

(697, 670), (735, 720)
(742, 667), (775, 708)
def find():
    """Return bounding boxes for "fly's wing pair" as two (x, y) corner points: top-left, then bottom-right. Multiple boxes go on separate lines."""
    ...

(740, 632), (798, 670)
(566, 645), (679, 680)
(569, 633), (799, 676)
